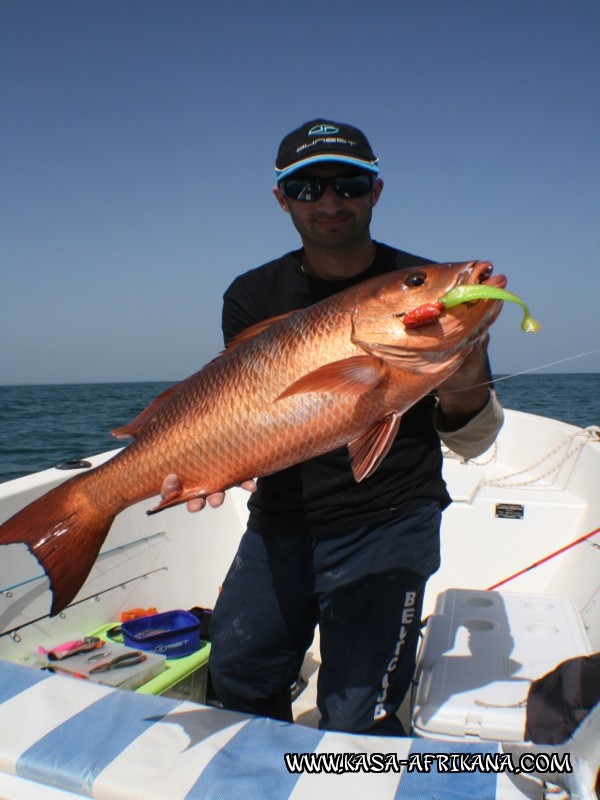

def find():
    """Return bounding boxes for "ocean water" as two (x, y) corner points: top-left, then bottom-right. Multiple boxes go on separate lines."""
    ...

(0, 374), (598, 485)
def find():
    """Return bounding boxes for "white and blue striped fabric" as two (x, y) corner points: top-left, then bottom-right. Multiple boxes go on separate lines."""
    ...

(0, 661), (539, 799)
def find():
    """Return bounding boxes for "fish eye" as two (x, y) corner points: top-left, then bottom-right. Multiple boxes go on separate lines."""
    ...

(404, 272), (427, 288)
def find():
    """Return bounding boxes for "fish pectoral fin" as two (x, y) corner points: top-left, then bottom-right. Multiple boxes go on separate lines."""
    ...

(147, 487), (209, 515)
(348, 412), (402, 482)
(276, 356), (385, 401)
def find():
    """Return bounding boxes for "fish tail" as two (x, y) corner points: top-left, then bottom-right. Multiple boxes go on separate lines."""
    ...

(0, 479), (116, 617)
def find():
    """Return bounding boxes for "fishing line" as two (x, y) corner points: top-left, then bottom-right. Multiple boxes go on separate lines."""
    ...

(432, 347), (600, 396)
(492, 348), (600, 384)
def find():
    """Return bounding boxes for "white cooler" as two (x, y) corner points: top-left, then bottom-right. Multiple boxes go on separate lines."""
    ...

(412, 588), (591, 742)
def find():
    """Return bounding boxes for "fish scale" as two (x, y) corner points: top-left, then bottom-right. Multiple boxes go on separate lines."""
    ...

(0, 261), (506, 615)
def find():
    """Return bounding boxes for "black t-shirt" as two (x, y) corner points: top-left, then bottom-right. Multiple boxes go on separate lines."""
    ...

(222, 242), (452, 537)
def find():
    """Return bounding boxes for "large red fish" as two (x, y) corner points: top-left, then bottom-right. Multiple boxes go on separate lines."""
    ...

(0, 261), (506, 615)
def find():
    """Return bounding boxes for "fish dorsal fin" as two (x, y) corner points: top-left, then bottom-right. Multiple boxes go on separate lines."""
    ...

(219, 312), (297, 356)
(112, 384), (180, 440)
(348, 412), (402, 482)
(113, 311), (298, 438)
(276, 355), (385, 401)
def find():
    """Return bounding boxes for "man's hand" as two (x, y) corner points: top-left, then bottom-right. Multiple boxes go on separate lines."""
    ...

(161, 474), (257, 513)
(436, 336), (492, 430)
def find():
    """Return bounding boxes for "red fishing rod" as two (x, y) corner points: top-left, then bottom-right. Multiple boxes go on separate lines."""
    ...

(487, 526), (600, 590)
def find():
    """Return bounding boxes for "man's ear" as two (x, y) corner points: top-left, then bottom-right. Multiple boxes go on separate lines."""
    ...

(371, 178), (384, 207)
(272, 185), (291, 213)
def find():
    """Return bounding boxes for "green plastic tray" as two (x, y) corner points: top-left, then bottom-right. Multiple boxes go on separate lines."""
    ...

(90, 622), (211, 697)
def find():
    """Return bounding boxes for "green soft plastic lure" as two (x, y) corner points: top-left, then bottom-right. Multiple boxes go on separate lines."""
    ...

(403, 285), (541, 332)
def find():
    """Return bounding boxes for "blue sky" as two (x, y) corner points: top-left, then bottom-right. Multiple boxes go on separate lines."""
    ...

(1, 0), (599, 384)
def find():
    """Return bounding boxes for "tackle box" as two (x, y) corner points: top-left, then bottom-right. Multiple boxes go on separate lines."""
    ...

(91, 621), (211, 704)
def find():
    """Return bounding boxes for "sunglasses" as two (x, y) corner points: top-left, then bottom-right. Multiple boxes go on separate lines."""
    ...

(280, 173), (375, 202)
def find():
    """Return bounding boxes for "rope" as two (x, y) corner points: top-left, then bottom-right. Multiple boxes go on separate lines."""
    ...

(481, 426), (599, 488)
(443, 426), (600, 590)
(442, 442), (497, 466)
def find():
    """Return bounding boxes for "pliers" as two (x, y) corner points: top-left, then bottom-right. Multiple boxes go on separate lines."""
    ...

(89, 651), (147, 674)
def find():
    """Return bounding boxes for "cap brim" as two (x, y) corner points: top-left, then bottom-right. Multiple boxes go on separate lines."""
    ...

(275, 154), (379, 183)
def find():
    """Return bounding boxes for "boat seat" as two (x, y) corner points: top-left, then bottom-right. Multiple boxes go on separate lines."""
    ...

(0, 659), (542, 799)
(412, 588), (592, 742)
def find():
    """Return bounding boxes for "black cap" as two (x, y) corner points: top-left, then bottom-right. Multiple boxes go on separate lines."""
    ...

(275, 119), (379, 183)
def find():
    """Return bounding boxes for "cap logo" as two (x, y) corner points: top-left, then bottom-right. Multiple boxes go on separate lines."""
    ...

(308, 124), (339, 136)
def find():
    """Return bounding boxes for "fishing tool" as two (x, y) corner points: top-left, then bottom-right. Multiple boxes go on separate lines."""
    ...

(37, 636), (104, 661)
(86, 650), (112, 663)
(88, 651), (147, 674)
(43, 665), (90, 680)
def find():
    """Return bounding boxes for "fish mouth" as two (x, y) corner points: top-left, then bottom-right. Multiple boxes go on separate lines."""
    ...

(440, 260), (506, 343)
(460, 260), (507, 290)
(365, 261), (507, 369)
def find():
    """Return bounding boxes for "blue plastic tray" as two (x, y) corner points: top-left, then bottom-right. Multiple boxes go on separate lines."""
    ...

(121, 609), (201, 658)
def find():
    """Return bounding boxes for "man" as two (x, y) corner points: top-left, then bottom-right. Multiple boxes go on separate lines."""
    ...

(163, 120), (503, 734)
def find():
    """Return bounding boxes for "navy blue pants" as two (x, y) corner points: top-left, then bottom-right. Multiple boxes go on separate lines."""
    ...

(209, 502), (441, 735)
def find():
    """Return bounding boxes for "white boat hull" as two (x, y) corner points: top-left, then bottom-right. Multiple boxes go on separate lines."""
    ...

(0, 409), (598, 798)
